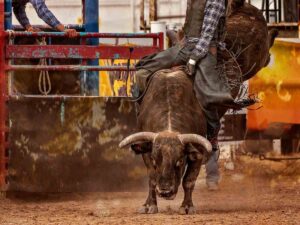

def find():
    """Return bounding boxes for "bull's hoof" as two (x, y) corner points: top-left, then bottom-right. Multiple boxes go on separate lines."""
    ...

(137, 205), (158, 214)
(137, 206), (148, 214)
(148, 205), (159, 214)
(179, 206), (197, 215)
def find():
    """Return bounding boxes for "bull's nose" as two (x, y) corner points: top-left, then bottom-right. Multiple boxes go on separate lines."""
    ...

(156, 187), (175, 198)
(156, 187), (169, 194)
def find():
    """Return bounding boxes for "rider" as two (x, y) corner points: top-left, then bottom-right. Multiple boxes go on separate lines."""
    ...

(134, 0), (254, 190)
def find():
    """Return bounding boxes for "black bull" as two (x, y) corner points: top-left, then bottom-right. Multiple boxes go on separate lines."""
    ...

(119, 3), (277, 215)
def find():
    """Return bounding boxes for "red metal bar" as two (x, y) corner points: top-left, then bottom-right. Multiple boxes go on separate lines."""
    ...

(153, 37), (158, 48)
(5, 31), (162, 39)
(13, 24), (85, 31)
(6, 65), (136, 71)
(158, 32), (164, 51)
(10, 95), (131, 100)
(6, 45), (160, 59)
(0, 0), (8, 191)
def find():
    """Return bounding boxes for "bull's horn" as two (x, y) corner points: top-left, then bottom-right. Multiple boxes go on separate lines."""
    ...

(119, 132), (158, 148)
(178, 134), (212, 153)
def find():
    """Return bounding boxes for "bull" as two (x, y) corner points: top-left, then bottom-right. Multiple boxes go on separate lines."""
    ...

(119, 1), (277, 214)
(120, 68), (211, 214)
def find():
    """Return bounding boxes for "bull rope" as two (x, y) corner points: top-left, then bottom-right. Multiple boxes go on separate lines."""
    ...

(37, 38), (52, 95)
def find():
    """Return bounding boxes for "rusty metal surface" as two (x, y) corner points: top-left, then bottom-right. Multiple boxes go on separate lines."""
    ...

(6, 45), (160, 60)
(9, 97), (145, 192)
(0, 0), (9, 191)
(6, 65), (137, 71)
(5, 31), (163, 39)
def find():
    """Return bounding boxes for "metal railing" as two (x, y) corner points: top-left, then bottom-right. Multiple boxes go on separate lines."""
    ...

(5, 31), (163, 72)
(0, 30), (164, 190)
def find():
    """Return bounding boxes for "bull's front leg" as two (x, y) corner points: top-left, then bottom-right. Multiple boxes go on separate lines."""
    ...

(179, 157), (202, 215)
(137, 154), (158, 214)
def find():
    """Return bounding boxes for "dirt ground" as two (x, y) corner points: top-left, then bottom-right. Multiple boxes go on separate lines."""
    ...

(0, 156), (299, 225)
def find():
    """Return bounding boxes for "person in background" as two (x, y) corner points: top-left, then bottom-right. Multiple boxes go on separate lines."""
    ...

(12, 0), (77, 37)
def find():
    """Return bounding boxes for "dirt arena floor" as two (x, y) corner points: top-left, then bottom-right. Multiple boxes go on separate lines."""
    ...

(1, 156), (299, 225)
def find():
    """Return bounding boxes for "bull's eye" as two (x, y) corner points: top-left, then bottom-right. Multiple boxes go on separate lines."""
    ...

(176, 159), (185, 167)
(153, 143), (160, 149)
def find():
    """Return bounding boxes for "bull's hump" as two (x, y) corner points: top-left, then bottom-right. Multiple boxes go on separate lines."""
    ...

(157, 70), (196, 132)
(140, 69), (202, 134)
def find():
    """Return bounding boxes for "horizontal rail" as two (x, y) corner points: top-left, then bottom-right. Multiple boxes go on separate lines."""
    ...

(6, 45), (160, 59)
(5, 31), (163, 39)
(6, 65), (136, 71)
(9, 95), (133, 100)
(158, 15), (185, 19)
(12, 24), (86, 31)
(259, 154), (300, 162)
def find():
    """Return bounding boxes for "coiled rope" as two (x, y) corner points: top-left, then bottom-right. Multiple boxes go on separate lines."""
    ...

(37, 38), (51, 95)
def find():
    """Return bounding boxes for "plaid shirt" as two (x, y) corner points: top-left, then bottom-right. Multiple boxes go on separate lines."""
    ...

(189, 0), (226, 58)
(13, 0), (61, 29)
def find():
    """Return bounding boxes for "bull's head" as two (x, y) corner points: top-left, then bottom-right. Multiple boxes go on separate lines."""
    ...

(119, 131), (212, 200)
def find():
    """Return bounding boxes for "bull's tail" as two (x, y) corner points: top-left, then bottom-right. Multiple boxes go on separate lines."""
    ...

(264, 29), (279, 67)
(268, 29), (279, 49)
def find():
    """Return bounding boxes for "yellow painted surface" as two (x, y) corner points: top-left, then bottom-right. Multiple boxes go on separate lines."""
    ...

(248, 39), (300, 130)
(99, 59), (137, 97)
(98, 43), (138, 97)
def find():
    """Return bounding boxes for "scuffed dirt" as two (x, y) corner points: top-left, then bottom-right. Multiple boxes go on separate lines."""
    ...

(1, 157), (299, 225)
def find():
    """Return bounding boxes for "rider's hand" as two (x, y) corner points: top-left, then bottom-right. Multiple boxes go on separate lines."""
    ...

(64, 29), (78, 38)
(56, 24), (77, 38)
(186, 48), (202, 76)
(26, 25), (41, 32)
(186, 58), (197, 76)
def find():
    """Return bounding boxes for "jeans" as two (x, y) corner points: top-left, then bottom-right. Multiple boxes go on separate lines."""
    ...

(205, 150), (220, 183)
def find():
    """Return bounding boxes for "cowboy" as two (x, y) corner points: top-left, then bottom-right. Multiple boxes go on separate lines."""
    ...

(134, 0), (253, 190)
(12, 0), (77, 37)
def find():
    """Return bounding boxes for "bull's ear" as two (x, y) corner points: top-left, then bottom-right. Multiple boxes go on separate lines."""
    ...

(185, 144), (204, 161)
(178, 134), (212, 154)
(131, 142), (152, 155)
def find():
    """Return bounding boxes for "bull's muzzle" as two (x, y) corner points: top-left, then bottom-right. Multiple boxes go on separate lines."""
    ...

(156, 187), (176, 200)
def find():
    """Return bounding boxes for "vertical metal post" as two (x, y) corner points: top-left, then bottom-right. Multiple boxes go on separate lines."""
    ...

(83, 0), (99, 95)
(4, 0), (12, 30)
(278, 0), (282, 22)
(82, 0), (85, 26)
(0, 0), (9, 191)
(266, 0), (270, 23)
(130, 0), (136, 32)
(274, 0), (277, 22)
(140, 0), (146, 30)
(158, 32), (164, 51)
(149, 0), (158, 22)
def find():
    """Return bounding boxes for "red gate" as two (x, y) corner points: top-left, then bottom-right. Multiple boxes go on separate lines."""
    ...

(0, 25), (163, 191)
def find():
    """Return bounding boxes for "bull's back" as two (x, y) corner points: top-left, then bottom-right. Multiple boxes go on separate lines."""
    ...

(138, 69), (206, 135)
